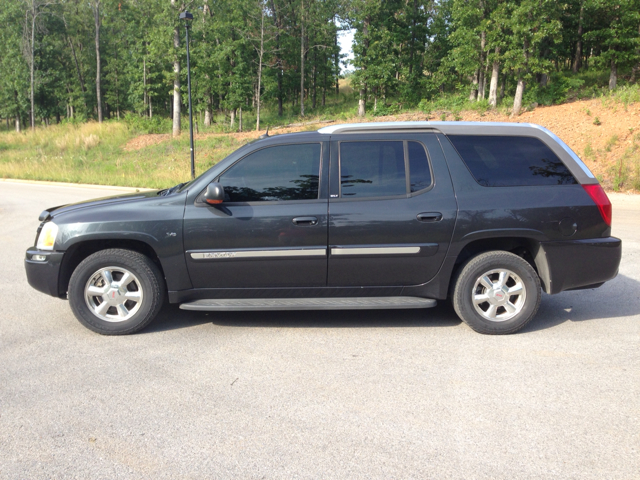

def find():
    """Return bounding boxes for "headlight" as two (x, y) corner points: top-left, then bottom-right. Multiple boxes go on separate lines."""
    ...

(36, 222), (58, 251)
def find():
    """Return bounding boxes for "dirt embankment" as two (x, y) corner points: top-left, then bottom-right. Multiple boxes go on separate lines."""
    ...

(123, 98), (640, 191)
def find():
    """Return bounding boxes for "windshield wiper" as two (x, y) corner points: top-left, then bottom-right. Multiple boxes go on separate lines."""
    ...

(158, 182), (187, 196)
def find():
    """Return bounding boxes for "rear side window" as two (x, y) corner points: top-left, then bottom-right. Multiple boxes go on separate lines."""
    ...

(408, 141), (432, 192)
(219, 143), (321, 202)
(448, 135), (577, 187)
(340, 141), (406, 198)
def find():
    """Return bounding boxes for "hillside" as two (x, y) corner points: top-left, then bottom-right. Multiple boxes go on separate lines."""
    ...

(1, 96), (639, 192)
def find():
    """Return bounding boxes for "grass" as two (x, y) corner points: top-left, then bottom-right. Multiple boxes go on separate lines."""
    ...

(0, 121), (249, 188)
(606, 133), (640, 191)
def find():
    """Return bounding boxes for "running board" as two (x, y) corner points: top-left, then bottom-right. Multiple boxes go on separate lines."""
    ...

(179, 297), (437, 312)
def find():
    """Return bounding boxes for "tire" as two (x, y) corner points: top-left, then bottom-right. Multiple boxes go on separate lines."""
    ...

(452, 251), (541, 335)
(68, 249), (165, 335)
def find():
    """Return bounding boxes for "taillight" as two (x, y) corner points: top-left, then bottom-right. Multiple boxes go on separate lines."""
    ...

(582, 184), (612, 226)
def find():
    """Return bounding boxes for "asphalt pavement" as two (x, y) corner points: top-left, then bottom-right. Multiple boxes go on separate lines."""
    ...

(1, 181), (638, 479)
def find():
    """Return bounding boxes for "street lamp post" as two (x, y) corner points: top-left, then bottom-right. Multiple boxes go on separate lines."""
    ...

(180, 11), (195, 180)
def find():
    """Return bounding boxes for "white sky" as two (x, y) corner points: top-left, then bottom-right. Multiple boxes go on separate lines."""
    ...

(337, 28), (355, 73)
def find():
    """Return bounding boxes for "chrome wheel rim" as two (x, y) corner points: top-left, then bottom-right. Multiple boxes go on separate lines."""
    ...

(472, 268), (526, 322)
(84, 267), (143, 322)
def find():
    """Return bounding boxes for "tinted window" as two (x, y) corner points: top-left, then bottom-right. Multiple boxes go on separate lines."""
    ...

(340, 141), (406, 198)
(220, 143), (321, 202)
(448, 135), (577, 187)
(408, 141), (432, 192)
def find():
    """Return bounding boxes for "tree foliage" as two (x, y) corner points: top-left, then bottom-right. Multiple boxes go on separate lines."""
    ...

(0, 0), (639, 130)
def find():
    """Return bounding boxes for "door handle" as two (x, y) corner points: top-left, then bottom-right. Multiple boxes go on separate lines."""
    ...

(417, 212), (443, 222)
(292, 216), (318, 226)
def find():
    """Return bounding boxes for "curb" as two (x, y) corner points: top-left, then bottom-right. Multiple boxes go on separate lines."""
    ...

(0, 178), (154, 192)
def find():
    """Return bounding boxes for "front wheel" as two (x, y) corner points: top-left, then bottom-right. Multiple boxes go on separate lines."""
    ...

(68, 249), (165, 335)
(452, 251), (541, 335)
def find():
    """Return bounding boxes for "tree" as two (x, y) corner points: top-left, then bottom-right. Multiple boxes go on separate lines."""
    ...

(584, 0), (640, 89)
(22, 0), (57, 129)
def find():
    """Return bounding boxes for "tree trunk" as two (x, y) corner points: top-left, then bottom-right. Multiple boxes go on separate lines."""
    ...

(300, 5), (305, 117)
(30, 11), (35, 130)
(143, 56), (147, 115)
(631, 22), (640, 83)
(469, 70), (478, 101)
(322, 68), (326, 106)
(478, 31), (486, 100)
(172, 0), (181, 137)
(609, 60), (617, 90)
(358, 88), (366, 117)
(539, 73), (548, 87)
(67, 36), (87, 102)
(256, 8), (264, 130)
(239, 107), (242, 132)
(335, 29), (340, 96)
(512, 76), (525, 116)
(94, 1), (102, 123)
(230, 108), (236, 129)
(572, 2), (584, 73)
(204, 106), (211, 126)
(488, 48), (500, 107)
(312, 56), (316, 110)
(358, 16), (370, 117)
(15, 115), (20, 132)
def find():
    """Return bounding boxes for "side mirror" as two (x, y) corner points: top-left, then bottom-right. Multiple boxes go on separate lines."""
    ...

(204, 182), (225, 205)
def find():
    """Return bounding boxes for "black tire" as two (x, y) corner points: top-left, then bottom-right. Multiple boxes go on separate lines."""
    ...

(452, 251), (541, 335)
(68, 249), (165, 335)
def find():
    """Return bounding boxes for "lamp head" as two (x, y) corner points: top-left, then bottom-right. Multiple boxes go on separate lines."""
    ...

(179, 11), (193, 21)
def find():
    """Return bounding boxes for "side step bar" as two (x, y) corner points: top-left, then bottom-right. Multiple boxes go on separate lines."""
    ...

(179, 297), (437, 312)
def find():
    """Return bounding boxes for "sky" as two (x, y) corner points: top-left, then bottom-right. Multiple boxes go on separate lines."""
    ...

(337, 28), (355, 73)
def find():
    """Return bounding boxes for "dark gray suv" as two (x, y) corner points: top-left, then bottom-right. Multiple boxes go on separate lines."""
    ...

(25, 122), (621, 335)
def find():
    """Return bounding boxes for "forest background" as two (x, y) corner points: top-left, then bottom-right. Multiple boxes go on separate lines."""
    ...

(1, 0), (640, 190)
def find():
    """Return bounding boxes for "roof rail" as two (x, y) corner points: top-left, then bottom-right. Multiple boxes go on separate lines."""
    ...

(317, 121), (538, 135)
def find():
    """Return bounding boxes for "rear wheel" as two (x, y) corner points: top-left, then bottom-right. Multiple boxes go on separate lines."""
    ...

(452, 251), (541, 335)
(68, 249), (165, 335)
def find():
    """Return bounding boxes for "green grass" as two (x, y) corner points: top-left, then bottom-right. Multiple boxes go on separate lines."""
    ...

(0, 121), (249, 188)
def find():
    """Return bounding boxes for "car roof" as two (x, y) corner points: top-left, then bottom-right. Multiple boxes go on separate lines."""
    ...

(317, 121), (545, 135)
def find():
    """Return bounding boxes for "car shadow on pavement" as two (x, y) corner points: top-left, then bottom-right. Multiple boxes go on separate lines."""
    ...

(143, 274), (639, 334)
(521, 273), (640, 333)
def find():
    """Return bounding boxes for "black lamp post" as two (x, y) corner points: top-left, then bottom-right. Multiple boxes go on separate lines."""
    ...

(180, 11), (195, 180)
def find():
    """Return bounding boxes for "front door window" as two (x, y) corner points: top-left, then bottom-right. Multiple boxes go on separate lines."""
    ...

(219, 143), (321, 202)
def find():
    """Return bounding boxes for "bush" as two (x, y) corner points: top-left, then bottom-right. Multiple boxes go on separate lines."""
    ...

(528, 74), (586, 106)
(123, 113), (172, 134)
(371, 102), (403, 117)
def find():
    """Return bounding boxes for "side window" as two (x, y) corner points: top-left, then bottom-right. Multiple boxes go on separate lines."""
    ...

(448, 135), (577, 187)
(219, 143), (321, 202)
(408, 141), (432, 192)
(340, 141), (406, 198)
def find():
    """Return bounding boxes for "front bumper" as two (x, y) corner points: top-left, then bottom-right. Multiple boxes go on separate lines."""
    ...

(25, 248), (65, 298)
(541, 237), (621, 294)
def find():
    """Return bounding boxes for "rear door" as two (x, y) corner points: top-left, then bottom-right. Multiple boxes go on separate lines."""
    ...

(327, 133), (457, 287)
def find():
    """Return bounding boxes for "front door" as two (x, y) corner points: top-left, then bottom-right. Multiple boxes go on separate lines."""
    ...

(327, 134), (457, 287)
(184, 142), (329, 289)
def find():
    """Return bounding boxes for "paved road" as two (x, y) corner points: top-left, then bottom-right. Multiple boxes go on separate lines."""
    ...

(1, 181), (638, 479)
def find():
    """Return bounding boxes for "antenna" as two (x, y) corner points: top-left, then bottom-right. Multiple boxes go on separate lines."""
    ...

(259, 126), (269, 139)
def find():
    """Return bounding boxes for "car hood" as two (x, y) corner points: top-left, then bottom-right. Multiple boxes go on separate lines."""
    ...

(40, 189), (162, 221)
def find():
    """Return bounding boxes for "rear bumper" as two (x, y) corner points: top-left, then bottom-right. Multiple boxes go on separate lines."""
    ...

(540, 237), (621, 294)
(25, 248), (64, 298)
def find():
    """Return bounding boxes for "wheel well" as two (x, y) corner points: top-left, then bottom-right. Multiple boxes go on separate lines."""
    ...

(449, 237), (544, 295)
(58, 240), (164, 298)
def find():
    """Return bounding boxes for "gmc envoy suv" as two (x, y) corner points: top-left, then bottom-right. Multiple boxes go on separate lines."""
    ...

(25, 122), (621, 335)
